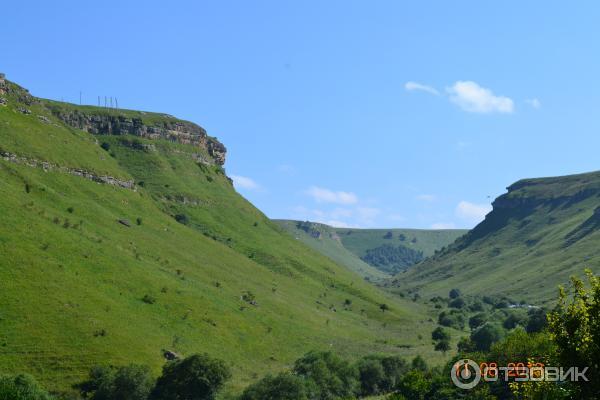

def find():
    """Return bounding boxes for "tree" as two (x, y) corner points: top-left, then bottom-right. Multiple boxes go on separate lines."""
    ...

(431, 327), (450, 342)
(112, 365), (154, 400)
(240, 373), (307, 400)
(525, 307), (547, 333)
(379, 303), (390, 313)
(357, 358), (386, 396)
(397, 370), (431, 400)
(150, 354), (231, 400)
(448, 297), (466, 309)
(80, 365), (153, 400)
(449, 288), (461, 299)
(293, 351), (359, 399)
(548, 270), (600, 397)
(411, 356), (428, 372)
(470, 323), (504, 351)
(468, 313), (488, 330)
(456, 337), (476, 353)
(434, 339), (451, 354)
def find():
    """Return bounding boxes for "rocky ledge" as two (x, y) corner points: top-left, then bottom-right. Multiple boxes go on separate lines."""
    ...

(47, 107), (227, 165)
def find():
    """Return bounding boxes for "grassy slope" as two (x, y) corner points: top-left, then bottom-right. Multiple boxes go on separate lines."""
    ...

(0, 82), (439, 395)
(393, 171), (600, 305)
(335, 228), (467, 259)
(273, 220), (389, 281)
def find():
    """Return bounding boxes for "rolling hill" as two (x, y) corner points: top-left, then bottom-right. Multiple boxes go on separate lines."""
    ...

(275, 220), (467, 277)
(0, 76), (438, 395)
(392, 171), (600, 305)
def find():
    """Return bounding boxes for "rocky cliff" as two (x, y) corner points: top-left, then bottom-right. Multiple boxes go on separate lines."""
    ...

(0, 74), (226, 165)
(46, 106), (227, 165)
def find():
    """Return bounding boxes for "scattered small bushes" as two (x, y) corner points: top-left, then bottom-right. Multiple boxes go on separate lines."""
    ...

(142, 294), (156, 304)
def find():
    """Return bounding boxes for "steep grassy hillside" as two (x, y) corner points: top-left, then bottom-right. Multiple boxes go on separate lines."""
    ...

(0, 77), (438, 396)
(273, 220), (389, 281)
(392, 171), (600, 304)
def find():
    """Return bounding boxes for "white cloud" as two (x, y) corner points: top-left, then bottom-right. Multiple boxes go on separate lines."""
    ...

(231, 175), (260, 190)
(405, 81), (440, 96)
(431, 222), (456, 229)
(322, 220), (357, 228)
(455, 201), (492, 223)
(306, 186), (358, 205)
(416, 194), (436, 202)
(526, 98), (542, 109)
(447, 81), (514, 114)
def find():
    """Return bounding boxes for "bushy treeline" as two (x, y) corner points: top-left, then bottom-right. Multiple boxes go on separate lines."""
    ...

(361, 244), (424, 274)
(240, 351), (429, 400)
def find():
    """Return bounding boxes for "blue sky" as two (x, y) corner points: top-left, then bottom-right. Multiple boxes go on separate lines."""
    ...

(3, 1), (600, 228)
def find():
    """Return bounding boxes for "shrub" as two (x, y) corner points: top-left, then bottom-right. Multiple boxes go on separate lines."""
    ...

(448, 288), (461, 299)
(471, 323), (505, 351)
(526, 308), (547, 333)
(240, 373), (307, 400)
(174, 214), (189, 225)
(410, 355), (428, 372)
(100, 142), (111, 151)
(136, 217), (142, 226)
(468, 313), (488, 330)
(357, 358), (385, 395)
(150, 354), (231, 400)
(438, 310), (465, 329)
(456, 337), (476, 353)
(80, 364), (153, 400)
(67, 207), (74, 214)
(434, 339), (451, 354)
(0, 374), (52, 400)
(448, 297), (465, 309)
(503, 313), (527, 330)
(293, 351), (359, 399)
(142, 294), (156, 304)
(431, 327), (450, 342)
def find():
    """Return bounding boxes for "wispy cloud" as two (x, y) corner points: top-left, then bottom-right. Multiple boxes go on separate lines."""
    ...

(306, 186), (358, 205)
(447, 81), (514, 114)
(455, 200), (492, 223)
(416, 194), (436, 202)
(405, 81), (440, 96)
(525, 98), (542, 109)
(231, 175), (260, 191)
(431, 222), (456, 229)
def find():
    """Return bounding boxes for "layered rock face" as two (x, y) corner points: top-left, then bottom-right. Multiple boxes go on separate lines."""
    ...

(48, 108), (227, 165)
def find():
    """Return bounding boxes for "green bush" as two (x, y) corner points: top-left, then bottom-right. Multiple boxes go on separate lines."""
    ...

(0, 374), (52, 400)
(150, 354), (231, 400)
(431, 327), (450, 342)
(240, 373), (307, 400)
(293, 351), (358, 399)
(470, 323), (505, 351)
(80, 365), (153, 400)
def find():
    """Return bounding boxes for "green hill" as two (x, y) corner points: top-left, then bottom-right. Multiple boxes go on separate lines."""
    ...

(392, 171), (600, 304)
(0, 77), (438, 395)
(273, 220), (390, 281)
(335, 227), (467, 275)
(275, 220), (466, 277)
